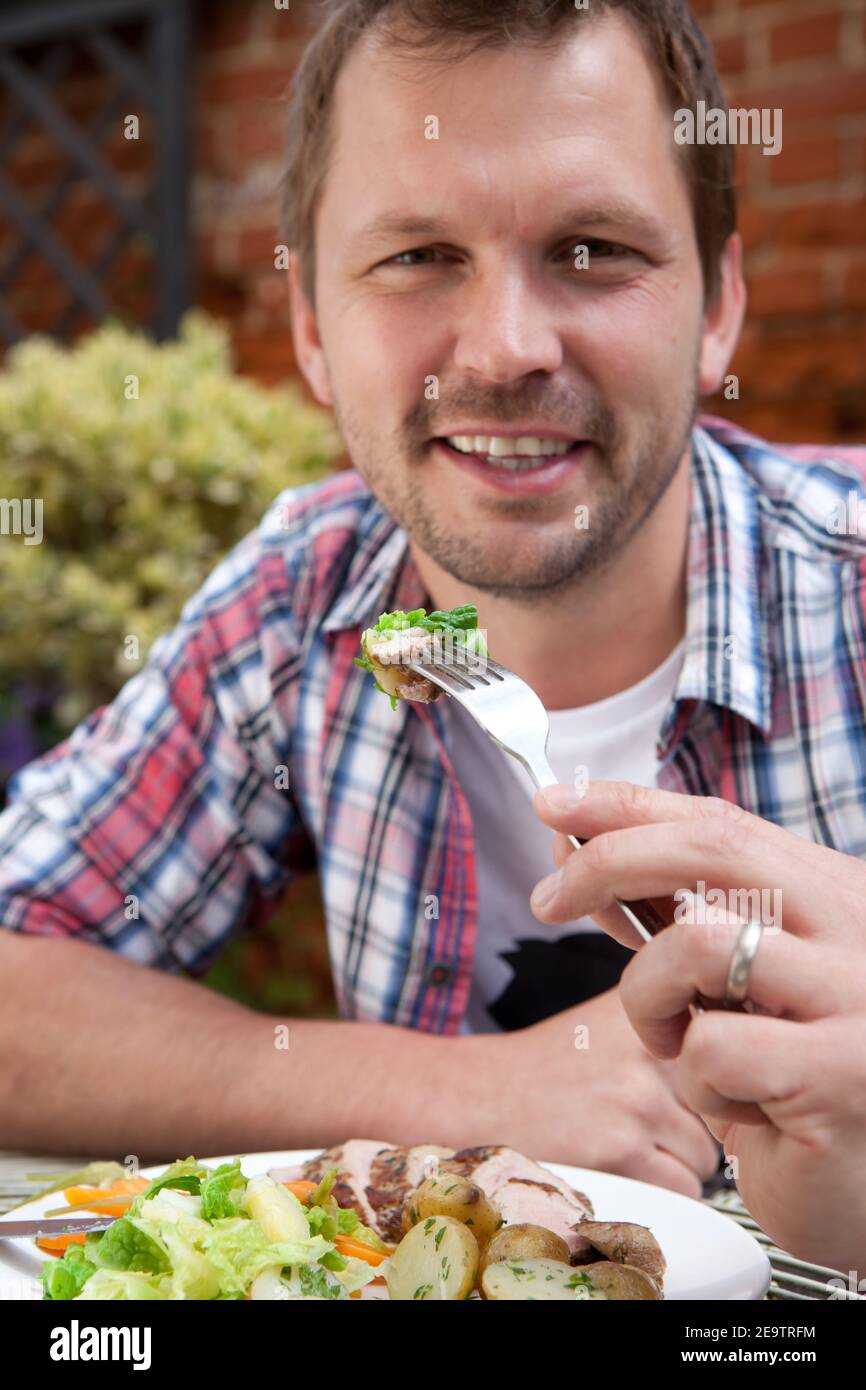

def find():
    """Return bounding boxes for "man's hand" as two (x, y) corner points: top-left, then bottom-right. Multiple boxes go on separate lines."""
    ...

(529, 779), (866, 1272)
(488, 983), (719, 1197)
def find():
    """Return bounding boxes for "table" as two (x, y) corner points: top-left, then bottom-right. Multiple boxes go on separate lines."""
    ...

(0, 1150), (857, 1300)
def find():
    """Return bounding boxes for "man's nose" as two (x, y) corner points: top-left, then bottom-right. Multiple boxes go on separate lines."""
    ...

(451, 266), (564, 382)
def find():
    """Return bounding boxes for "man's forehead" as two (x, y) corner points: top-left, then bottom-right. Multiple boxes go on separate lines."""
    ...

(329, 11), (671, 156)
(320, 18), (685, 252)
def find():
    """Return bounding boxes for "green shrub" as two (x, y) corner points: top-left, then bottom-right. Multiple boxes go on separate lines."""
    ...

(0, 310), (340, 734)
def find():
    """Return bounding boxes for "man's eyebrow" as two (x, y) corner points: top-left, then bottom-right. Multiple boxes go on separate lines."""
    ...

(352, 202), (667, 250)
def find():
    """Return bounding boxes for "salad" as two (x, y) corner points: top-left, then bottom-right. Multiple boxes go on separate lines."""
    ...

(355, 604), (488, 709)
(40, 1158), (387, 1301)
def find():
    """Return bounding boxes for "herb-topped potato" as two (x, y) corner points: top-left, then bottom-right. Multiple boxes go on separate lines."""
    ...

(354, 605), (487, 709)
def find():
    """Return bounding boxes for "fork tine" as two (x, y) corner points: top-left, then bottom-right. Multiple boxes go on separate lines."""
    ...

(408, 661), (474, 696)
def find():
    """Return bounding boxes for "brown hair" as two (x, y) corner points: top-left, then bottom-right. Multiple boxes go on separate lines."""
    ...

(280, 0), (736, 306)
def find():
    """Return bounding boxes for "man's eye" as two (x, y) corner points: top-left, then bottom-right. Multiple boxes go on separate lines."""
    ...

(384, 247), (447, 268)
(564, 239), (633, 262)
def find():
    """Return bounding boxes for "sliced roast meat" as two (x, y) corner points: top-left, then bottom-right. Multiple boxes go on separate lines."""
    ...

(365, 1144), (455, 1244)
(494, 1179), (595, 1259)
(439, 1145), (594, 1217)
(270, 1140), (597, 1250)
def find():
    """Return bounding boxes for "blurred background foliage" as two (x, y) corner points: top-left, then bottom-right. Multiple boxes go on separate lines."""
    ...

(0, 310), (340, 1017)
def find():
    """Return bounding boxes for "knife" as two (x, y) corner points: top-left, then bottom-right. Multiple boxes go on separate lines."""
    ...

(0, 1216), (116, 1240)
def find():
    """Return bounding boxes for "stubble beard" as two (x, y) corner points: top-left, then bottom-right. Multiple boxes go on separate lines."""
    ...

(334, 375), (698, 605)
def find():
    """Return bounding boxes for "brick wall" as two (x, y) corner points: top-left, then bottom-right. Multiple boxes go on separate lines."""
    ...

(691, 0), (866, 441)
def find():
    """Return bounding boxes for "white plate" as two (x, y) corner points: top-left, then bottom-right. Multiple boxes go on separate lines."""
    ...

(0, 1149), (770, 1301)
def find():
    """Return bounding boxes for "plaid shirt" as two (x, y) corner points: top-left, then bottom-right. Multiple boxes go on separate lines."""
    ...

(3, 416), (866, 1033)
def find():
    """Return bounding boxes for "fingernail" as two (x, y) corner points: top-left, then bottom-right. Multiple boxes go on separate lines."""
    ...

(531, 867), (563, 910)
(542, 784), (584, 811)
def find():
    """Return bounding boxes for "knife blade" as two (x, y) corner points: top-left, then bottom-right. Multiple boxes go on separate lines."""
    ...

(0, 1215), (116, 1240)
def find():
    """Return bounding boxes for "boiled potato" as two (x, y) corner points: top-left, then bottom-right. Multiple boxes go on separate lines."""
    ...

(568, 1261), (663, 1300)
(482, 1257), (610, 1301)
(478, 1223), (570, 1280)
(401, 1175), (500, 1245)
(386, 1215), (479, 1300)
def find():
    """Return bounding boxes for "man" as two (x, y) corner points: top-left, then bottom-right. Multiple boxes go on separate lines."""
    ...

(0, 1), (863, 1199)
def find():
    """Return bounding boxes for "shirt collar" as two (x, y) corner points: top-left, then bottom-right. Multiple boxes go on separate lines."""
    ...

(322, 426), (774, 737)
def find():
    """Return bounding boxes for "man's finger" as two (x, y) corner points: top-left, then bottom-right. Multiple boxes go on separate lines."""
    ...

(619, 923), (837, 1058)
(530, 816), (831, 939)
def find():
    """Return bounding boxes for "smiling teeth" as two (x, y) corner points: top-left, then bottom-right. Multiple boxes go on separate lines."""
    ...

(447, 435), (572, 458)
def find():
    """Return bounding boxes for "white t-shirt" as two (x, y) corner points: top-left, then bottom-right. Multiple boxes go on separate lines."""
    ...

(450, 639), (686, 1034)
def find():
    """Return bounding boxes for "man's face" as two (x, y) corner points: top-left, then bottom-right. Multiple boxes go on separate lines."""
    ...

(295, 14), (733, 600)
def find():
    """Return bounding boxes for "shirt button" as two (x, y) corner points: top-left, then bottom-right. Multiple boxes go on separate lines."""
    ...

(426, 962), (452, 988)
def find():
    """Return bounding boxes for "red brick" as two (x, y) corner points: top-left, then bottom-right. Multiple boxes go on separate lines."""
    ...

(724, 399), (837, 443)
(767, 137), (840, 186)
(231, 330), (299, 384)
(781, 199), (866, 249)
(732, 328), (866, 393)
(769, 12), (842, 64)
(199, 67), (293, 105)
(713, 34), (747, 76)
(843, 260), (866, 309)
(747, 266), (826, 317)
(735, 71), (866, 121)
(235, 226), (285, 271)
(737, 203), (780, 253)
(199, 7), (258, 54)
(230, 108), (286, 163)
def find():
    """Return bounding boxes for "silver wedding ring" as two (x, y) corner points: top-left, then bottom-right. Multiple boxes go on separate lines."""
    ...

(724, 917), (764, 1006)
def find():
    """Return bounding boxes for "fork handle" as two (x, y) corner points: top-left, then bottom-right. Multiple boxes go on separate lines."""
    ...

(526, 760), (668, 945)
(528, 766), (736, 1012)
(562, 831), (669, 945)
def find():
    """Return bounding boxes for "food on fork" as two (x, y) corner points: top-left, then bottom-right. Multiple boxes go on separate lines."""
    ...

(354, 604), (487, 709)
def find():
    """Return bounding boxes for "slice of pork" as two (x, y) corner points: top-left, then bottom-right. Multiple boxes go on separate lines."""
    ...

(495, 1179), (595, 1259)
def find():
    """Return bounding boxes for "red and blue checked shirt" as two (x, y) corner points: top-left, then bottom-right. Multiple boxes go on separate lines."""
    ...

(2, 416), (866, 1032)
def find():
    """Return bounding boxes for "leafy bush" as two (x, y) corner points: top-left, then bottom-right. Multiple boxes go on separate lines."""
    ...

(0, 310), (340, 746)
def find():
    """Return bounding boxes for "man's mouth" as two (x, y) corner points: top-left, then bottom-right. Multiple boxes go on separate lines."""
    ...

(428, 432), (589, 494)
(439, 434), (578, 472)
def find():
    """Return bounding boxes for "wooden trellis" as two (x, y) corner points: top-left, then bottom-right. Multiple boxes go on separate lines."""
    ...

(0, 0), (191, 345)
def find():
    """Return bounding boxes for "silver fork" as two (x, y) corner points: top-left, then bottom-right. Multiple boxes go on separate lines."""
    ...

(409, 647), (668, 946)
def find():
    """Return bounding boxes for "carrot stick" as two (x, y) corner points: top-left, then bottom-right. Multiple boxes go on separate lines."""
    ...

(36, 1233), (88, 1256)
(61, 1177), (149, 1215)
(333, 1234), (391, 1267)
(280, 1180), (318, 1202)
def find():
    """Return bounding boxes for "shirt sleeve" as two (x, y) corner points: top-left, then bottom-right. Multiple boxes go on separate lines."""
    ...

(0, 513), (317, 973)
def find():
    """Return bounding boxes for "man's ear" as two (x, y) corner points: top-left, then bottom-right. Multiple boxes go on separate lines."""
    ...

(698, 233), (747, 397)
(287, 252), (333, 407)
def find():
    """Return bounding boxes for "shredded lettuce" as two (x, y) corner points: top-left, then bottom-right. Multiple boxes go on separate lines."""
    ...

(41, 1245), (97, 1301)
(85, 1216), (171, 1275)
(200, 1160), (247, 1222)
(75, 1269), (170, 1301)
